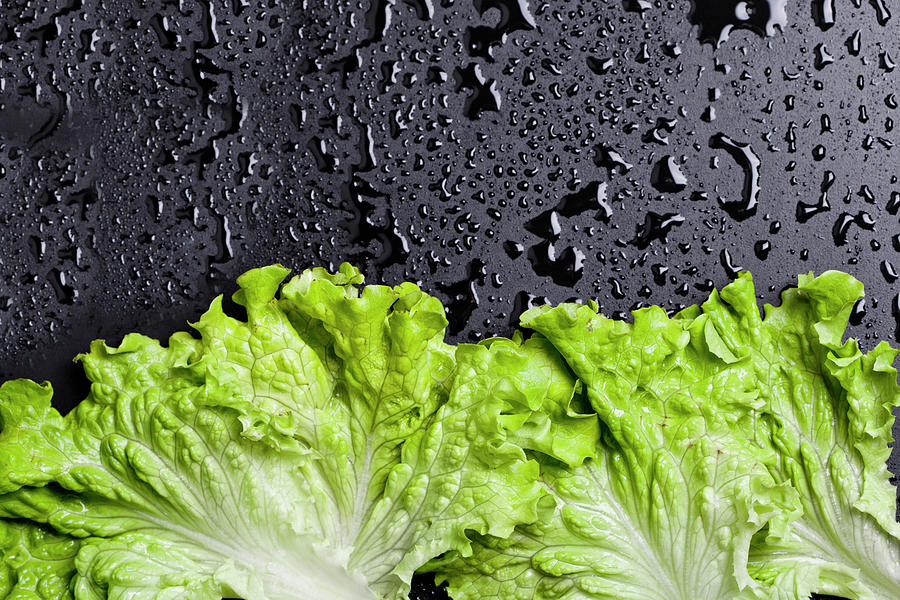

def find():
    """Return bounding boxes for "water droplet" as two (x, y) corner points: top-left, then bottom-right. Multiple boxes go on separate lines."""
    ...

(593, 144), (633, 175)
(525, 210), (562, 240)
(527, 241), (584, 286)
(651, 264), (669, 286)
(651, 156), (688, 193)
(454, 64), (501, 119)
(688, 0), (788, 46)
(28, 236), (46, 262)
(631, 212), (685, 249)
(47, 269), (77, 305)
(608, 276), (626, 299)
(814, 44), (835, 70)
(503, 241), (524, 259)
(754, 240), (771, 260)
(466, 0), (535, 60)
(720, 249), (743, 278)
(892, 294), (900, 343)
(882, 260), (898, 283)
(437, 259), (486, 336)
(832, 211), (875, 246)
(709, 133), (761, 220)
(796, 170), (833, 223)
(845, 30), (862, 56)
(812, 0), (836, 30)
(622, 0), (652, 12)
(869, 0), (892, 25)
(812, 144), (827, 161)
(557, 182), (612, 222)
(849, 298), (867, 326)
(887, 192), (900, 215)
(586, 56), (615, 75)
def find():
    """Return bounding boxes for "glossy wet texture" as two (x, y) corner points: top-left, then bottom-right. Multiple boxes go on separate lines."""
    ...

(0, 1), (898, 598)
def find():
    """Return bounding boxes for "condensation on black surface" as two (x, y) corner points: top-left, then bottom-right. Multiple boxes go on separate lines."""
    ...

(0, 1), (899, 599)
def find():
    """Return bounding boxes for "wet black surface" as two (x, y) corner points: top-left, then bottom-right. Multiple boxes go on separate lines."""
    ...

(1, 1), (899, 599)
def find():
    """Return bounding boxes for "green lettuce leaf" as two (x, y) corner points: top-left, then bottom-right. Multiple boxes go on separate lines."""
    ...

(0, 264), (564, 600)
(429, 297), (802, 599)
(695, 271), (900, 599)
(1, 520), (77, 599)
(4, 264), (898, 600)
(483, 332), (599, 468)
(429, 271), (900, 600)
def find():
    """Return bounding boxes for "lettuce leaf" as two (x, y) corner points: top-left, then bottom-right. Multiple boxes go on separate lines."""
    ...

(429, 297), (802, 599)
(1, 520), (78, 599)
(2, 265), (898, 600)
(696, 271), (900, 599)
(428, 271), (900, 600)
(0, 264), (572, 600)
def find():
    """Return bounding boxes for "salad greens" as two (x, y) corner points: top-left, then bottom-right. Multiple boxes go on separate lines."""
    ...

(1, 264), (898, 600)
(1, 519), (77, 599)
(431, 271), (900, 600)
(0, 264), (575, 600)
(430, 281), (801, 600)
(702, 272), (900, 600)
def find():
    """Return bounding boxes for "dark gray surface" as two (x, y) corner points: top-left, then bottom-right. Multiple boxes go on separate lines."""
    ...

(1, 1), (898, 598)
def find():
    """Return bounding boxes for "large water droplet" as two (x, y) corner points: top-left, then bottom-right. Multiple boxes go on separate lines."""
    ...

(709, 133), (761, 220)
(688, 0), (788, 46)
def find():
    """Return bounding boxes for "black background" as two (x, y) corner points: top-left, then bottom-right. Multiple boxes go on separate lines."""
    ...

(1, 1), (899, 599)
